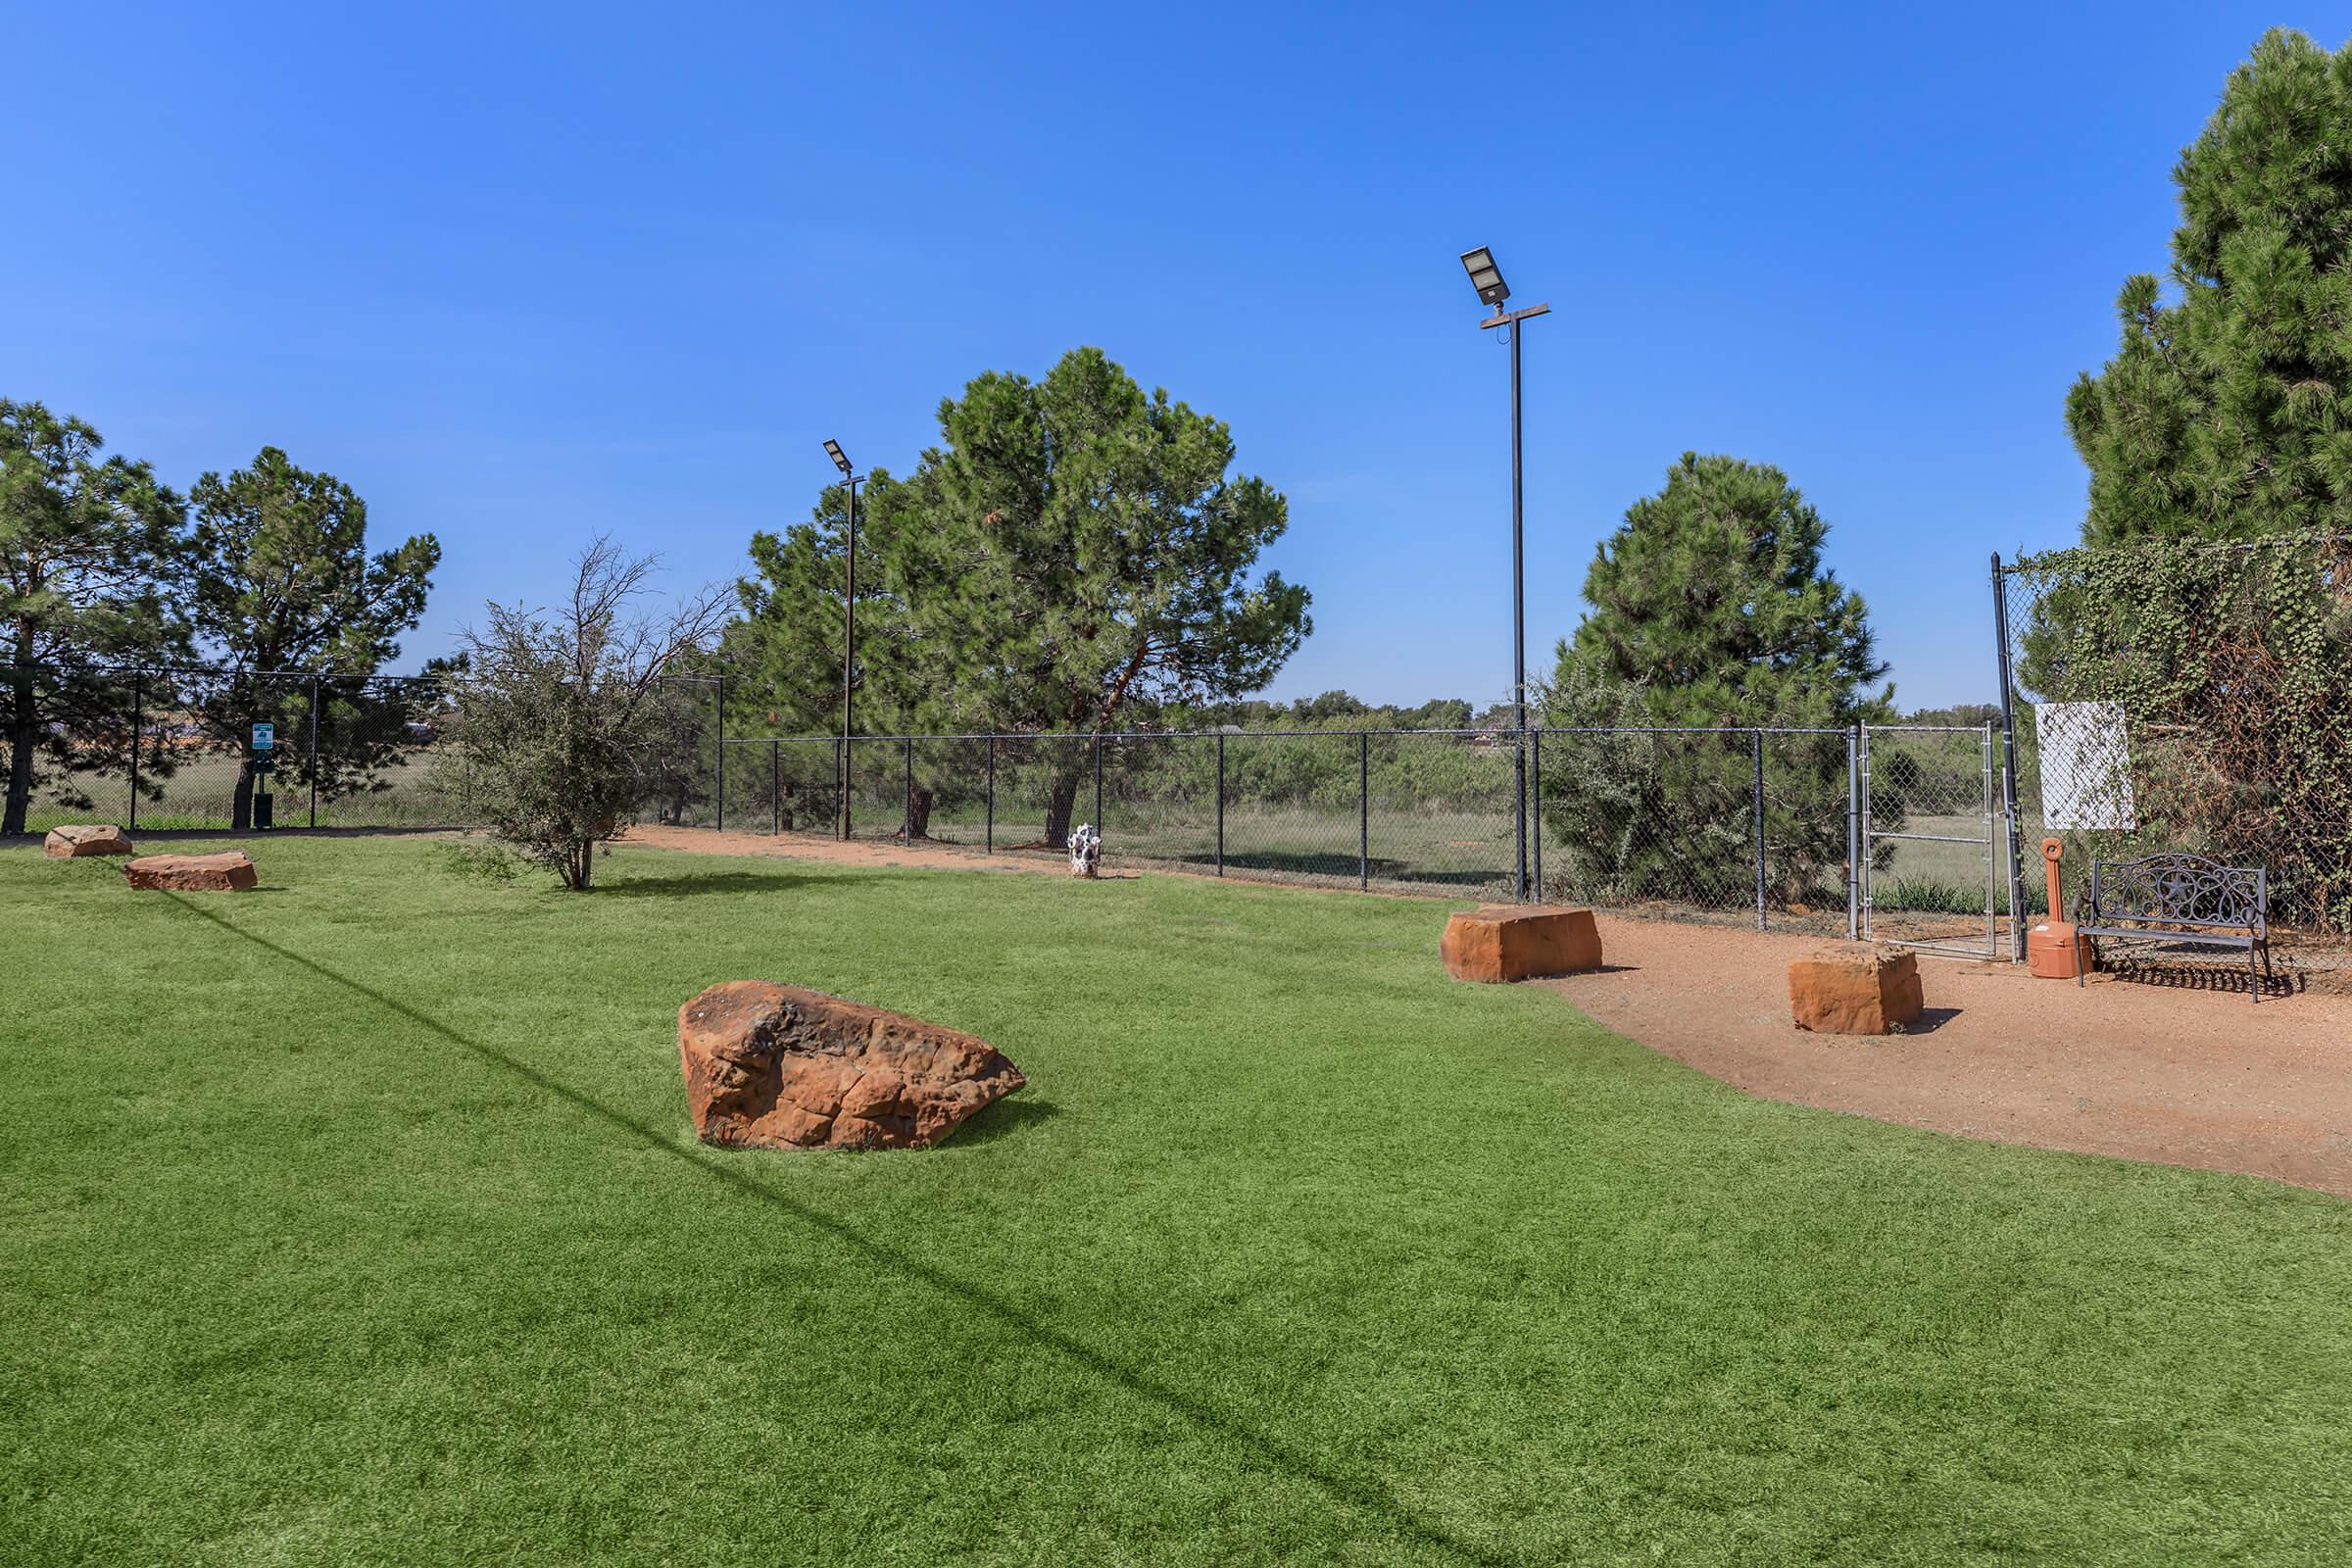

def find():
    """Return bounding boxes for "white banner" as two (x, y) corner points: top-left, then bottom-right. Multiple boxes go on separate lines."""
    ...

(2036, 701), (2135, 831)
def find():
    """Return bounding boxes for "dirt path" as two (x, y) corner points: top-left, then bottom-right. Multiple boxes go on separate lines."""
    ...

(1551, 915), (2352, 1198)
(620, 823), (2352, 1198)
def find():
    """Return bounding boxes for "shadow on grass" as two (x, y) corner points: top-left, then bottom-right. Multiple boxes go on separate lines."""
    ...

(158, 896), (1501, 1567)
(948, 1096), (1061, 1148)
(593, 869), (887, 898)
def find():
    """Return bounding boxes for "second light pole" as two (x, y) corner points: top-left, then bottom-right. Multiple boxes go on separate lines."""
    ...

(1460, 246), (1549, 903)
(824, 438), (861, 841)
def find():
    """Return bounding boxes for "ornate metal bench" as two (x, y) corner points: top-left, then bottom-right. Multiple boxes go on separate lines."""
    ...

(2076, 852), (2273, 1002)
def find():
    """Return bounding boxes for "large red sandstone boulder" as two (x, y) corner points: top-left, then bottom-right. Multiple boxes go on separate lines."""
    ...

(44, 823), (133, 858)
(1442, 905), (1604, 983)
(1788, 946), (1924, 1034)
(678, 982), (1024, 1152)
(122, 852), (258, 892)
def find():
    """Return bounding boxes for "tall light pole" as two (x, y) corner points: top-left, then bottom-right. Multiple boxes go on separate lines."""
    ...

(824, 439), (860, 841)
(1460, 247), (1550, 903)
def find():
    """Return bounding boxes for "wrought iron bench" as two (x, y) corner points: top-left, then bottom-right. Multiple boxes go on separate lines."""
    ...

(2075, 852), (2273, 1003)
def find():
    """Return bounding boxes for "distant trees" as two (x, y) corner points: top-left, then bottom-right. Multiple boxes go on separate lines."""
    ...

(445, 538), (729, 889)
(2068, 28), (2352, 545)
(1, 401), (185, 834)
(171, 448), (441, 829)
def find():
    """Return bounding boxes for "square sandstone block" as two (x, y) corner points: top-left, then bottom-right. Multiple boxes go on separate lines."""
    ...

(1442, 906), (1603, 983)
(1788, 947), (1924, 1034)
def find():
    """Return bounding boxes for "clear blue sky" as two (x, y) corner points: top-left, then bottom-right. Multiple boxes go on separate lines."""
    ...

(6, 2), (2336, 711)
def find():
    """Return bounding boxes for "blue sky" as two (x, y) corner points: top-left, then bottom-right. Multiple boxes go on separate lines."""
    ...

(6, 2), (2336, 710)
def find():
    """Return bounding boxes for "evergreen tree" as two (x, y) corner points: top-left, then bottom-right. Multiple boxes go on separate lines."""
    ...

(736, 348), (1309, 846)
(171, 447), (440, 829)
(2067, 28), (2352, 543)
(1554, 453), (1886, 724)
(1541, 453), (1888, 905)
(0, 401), (185, 834)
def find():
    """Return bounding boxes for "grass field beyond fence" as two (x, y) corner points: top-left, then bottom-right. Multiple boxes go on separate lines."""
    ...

(4, 838), (2348, 1565)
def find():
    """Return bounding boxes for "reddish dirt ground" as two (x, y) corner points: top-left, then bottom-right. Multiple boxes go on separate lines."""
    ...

(1547, 916), (2352, 1199)
(621, 823), (2352, 1199)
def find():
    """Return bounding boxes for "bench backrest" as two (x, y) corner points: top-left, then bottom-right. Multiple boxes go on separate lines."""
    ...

(2085, 853), (2267, 935)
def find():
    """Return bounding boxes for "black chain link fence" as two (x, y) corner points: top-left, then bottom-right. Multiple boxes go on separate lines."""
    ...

(5, 664), (465, 833)
(700, 726), (1866, 926)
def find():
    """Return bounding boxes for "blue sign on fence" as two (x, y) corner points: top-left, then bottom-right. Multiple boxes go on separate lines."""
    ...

(251, 721), (275, 752)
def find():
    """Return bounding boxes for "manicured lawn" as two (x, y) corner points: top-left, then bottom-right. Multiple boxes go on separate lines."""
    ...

(3, 837), (2347, 1565)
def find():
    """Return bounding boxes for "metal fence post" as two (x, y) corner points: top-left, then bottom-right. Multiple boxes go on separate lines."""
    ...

(1531, 728), (1543, 899)
(1846, 723), (1860, 941)
(1991, 553), (2028, 960)
(1858, 726), (1874, 939)
(309, 676), (320, 829)
(1982, 719), (1998, 955)
(1751, 730), (1767, 929)
(1515, 728), (1529, 903)
(128, 667), (141, 831)
(1093, 733), (1103, 830)
(985, 736), (996, 853)
(1215, 732), (1225, 877)
(770, 739), (780, 835)
(1357, 730), (1369, 891)
(713, 677), (725, 831)
(903, 736), (913, 841)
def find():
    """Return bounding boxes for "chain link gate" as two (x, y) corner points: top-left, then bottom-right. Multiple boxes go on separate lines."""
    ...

(1859, 723), (2008, 960)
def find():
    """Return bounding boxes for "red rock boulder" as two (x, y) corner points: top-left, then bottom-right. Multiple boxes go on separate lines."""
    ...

(1442, 906), (1604, 983)
(122, 852), (259, 892)
(45, 824), (133, 858)
(678, 981), (1024, 1152)
(1788, 946), (1924, 1034)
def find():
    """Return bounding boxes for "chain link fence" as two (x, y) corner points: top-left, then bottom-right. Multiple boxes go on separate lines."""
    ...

(702, 726), (1870, 925)
(5, 664), (466, 833)
(1995, 535), (2352, 954)
(29, 556), (2346, 969)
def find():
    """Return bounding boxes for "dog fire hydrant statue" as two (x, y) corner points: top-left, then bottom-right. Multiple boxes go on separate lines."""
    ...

(1068, 823), (1102, 879)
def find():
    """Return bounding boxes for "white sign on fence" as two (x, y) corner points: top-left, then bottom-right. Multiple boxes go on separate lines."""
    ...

(2035, 701), (2134, 831)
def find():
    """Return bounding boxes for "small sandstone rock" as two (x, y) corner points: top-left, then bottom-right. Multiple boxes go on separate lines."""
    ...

(678, 981), (1024, 1152)
(1788, 946), (1924, 1035)
(1442, 906), (1603, 983)
(122, 852), (259, 892)
(44, 824), (134, 858)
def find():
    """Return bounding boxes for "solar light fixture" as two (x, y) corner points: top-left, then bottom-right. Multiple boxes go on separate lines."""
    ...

(1460, 246), (1509, 308)
(1459, 244), (1551, 901)
(823, 438), (852, 475)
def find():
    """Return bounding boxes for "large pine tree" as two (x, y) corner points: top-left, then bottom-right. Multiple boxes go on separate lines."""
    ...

(1552, 453), (1886, 726)
(1541, 453), (1887, 906)
(2067, 28), (2352, 543)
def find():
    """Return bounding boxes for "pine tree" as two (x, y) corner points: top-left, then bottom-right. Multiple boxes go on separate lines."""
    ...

(1554, 453), (1886, 725)
(171, 447), (440, 829)
(735, 348), (1309, 846)
(1, 401), (185, 835)
(1541, 453), (1888, 905)
(2067, 28), (2352, 543)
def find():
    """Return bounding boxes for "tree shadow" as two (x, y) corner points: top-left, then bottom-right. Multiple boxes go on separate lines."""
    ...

(154, 897), (1504, 1567)
(592, 870), (887, 898)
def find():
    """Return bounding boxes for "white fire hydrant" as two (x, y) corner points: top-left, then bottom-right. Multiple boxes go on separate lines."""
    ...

(1068, 823), (1102, 879)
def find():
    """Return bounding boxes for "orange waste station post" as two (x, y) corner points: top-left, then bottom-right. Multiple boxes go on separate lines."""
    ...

(2027, 837), (2094, 979)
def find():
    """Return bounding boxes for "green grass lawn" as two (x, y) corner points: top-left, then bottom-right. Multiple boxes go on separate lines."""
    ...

(4, 837), (2348, 1566)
